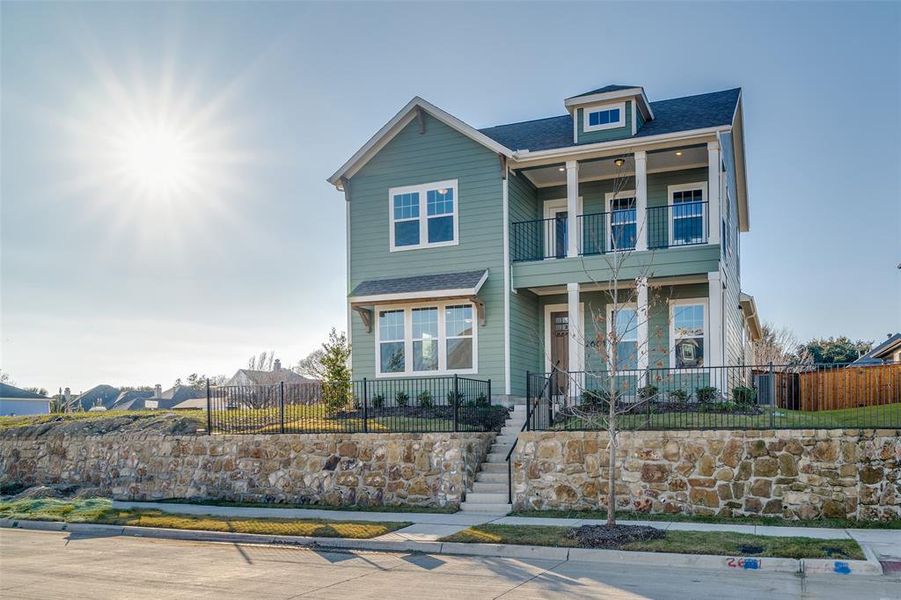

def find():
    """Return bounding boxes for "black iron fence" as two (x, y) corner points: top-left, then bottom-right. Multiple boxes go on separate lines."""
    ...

(206, 376), (505, 435)
(525, 363), (901, 431)
(510, 216), (567, 261)
(647, 201), (708, 249)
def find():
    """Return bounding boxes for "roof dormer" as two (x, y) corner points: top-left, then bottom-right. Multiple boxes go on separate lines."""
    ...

(564, 84), (655, 144)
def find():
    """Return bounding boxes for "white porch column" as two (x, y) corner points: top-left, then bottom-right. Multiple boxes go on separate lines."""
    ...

(707, 271), (724, 368)
(565, 160), (579, 257)
(707, 141), (721, 245)
(636, 276), (649, 373)
(634, 151), (648, 252)
(567, 282), (581, 398)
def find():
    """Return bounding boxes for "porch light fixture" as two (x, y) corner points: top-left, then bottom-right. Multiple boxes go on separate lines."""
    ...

(675, 151), (683, 156)
(557, 167), (565, 172)
(613, 157), (625, 167)
(438, 188), (448, 194)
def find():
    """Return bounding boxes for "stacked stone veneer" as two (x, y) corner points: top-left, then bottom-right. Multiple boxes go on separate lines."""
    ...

(0, 429), (493, 508)
(513, 429), (900, 521)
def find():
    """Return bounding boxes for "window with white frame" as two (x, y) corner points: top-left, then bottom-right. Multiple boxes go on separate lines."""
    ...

(378, 309), (406, 373)
(389, 180), (458, 251)
(376, 301), (477, 375)
(671, 301), (707, 369)
(584, 102), (626, 132)
(669, 183), (707, 246)
(607, 305), (638, 371)
(606, 192), (637, 251)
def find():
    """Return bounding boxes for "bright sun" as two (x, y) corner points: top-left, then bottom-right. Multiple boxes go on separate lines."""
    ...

(119, 124), (191, 194)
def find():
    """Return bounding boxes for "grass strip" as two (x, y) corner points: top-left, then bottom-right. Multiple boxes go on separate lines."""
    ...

(441, 524), (865, 559)
(154, 497), (458, 514)
(512, 509), (901, 530)
(0, 498), (409, 539)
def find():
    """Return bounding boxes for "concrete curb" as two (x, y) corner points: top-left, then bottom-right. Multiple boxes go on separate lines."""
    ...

(0, 520), (883, 576)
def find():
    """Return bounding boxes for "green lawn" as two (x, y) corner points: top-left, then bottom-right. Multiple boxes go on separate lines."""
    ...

(0, 498), (410, 539)
(512, 509), (901, 530)
(442, 524), (865, 559)
(555, 402), (901, 431)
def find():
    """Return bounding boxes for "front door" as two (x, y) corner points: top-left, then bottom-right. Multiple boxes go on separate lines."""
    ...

(550, 311), (569, 396)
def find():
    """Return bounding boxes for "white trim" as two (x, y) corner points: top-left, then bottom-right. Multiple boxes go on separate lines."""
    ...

(543, 302), (585, 374)
(631, 100), (637, 136)
(512, 126), (729, 164)
(634, 151), (647, 252)
(502, 177), (511, 396)
(388, 179), (459, 252)
(523, 162), (709, 189)
(346, 198), (353, 371)
(668, 298), (710, 370)
(374, 300), (479, 378)
(582, 101), (626, 132)
(707, 141), (722, 244)
(328, 97), (512, 186)
(667, 181), (708, 247)
(604, 189), (637, 252)
(350, 270), (488, 305)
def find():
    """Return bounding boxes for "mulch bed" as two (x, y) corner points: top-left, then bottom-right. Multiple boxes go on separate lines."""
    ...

(566, 524), (666, 548)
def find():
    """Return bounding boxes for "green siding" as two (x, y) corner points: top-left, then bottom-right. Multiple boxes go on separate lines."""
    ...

(576, 101), (633, 144)
(507, 172), (541, 394)
(347, 113), (506, 388)
(719, 133), (745, 366)
(512, 244), (721, 289)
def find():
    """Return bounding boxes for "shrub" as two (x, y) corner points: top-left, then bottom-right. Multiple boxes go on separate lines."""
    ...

(395, 391), (409, 408)
(695, 386), (719, 404)
(318, 329), (352, 415)
(732, 386), (757, 406)
(474, 392), (490, 408)
(371, 393), (385, 409)
(581, 388), (613, 409)
(668, 389), (689, 403)
(637, 385), (659, 401)
(446, 390), (464, 407)
(417, 390), (433, 408)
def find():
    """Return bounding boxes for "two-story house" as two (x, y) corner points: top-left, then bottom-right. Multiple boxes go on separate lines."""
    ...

(330, 84), (761, 401)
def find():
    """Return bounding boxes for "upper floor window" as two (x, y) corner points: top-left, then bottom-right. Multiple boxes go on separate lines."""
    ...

(584, 102), (626, 132)
(606, 192), (637, 251)
(668, 182), (707, 246)
(389, 180), (458, 251)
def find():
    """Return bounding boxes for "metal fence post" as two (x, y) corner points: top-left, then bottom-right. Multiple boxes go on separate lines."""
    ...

(546, 371), (553, 428)
(279, 381), (285, 434)
(362, 377), (369, 433)
(487, 379), (492, 405)
(206, 378), (212, 435)
(453, 374), (459, 433)
(525, 371), (531, 431)
(768, 362), (775, 429)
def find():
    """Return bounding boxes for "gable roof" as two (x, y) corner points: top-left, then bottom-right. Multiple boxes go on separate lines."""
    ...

(479, 88), (741, 152)
(328, 97), (513, 187)
(853, 333), (901, 365)
(0, 383), (49, 399)
(75, 384), (120, 410)
(567, 84), (642, 98)
(350, 269), (488, 302)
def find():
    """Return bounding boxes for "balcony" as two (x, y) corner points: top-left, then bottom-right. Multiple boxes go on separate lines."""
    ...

(511, 201), (709, 262)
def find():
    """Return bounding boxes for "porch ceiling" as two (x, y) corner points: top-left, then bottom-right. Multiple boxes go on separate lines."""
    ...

(520, 145), (707, 188)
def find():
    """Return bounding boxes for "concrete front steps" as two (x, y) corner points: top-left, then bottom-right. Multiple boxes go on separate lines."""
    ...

(459, 405), (527, 514)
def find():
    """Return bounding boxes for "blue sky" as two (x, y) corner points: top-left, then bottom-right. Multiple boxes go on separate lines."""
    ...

(1, 1), (899, 392)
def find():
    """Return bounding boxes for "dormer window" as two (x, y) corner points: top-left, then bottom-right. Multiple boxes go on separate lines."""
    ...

(584, 102), (626, 132)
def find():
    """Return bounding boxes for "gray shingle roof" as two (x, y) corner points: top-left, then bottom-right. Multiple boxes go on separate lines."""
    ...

(853, 333), (901, 365)
(0, 383), (48, 399)
(567, 84), (641, 98)
(479, 88), (741, 152)
(350, 269), (488, 298)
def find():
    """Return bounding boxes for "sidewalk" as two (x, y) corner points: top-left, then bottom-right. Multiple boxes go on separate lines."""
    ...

(111, 500), (901, 563)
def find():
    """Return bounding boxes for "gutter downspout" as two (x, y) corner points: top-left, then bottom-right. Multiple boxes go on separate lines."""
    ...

(501, 156), (512, 397)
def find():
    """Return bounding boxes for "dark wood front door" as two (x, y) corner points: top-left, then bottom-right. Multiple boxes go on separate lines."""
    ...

(550, 311), (569, 396)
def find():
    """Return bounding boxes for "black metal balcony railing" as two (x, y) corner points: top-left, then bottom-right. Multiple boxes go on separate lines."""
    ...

(511, 202), (709, 263)
(647, 201), (708, 249)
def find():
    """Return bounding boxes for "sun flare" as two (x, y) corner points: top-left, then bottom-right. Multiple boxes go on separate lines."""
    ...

(115, 121), (194, 196)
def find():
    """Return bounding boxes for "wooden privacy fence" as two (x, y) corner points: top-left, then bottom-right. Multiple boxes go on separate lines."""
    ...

(797, 364), (901, 411)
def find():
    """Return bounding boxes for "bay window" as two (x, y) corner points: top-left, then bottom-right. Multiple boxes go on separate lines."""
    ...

(389, 180), (458, 251)
(376, 301), (477, 376)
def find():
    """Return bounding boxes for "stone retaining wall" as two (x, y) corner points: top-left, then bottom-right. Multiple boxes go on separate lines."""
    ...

(0, 425), (494, 508)
(513, 429), (900, 521)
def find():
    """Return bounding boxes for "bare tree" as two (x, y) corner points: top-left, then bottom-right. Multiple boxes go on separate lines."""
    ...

(247, 351), (275, 371)
(753, 323), (812, 366)
(295, 348), (326, 379)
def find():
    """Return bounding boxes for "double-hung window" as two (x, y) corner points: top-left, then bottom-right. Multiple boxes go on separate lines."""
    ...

(607, 193), (637, 251)
(389, 180), (458, 251)
(607, 305), (638, 371)
(669, 183), (707, 246)
(376, 301), (477, 376)
(583, 102), (626, 132)
(671, 300), (707, 369)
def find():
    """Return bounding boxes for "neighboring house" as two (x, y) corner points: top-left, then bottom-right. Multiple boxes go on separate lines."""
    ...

(74, 384), (120, 411)
(225, 360), (317, 386)
(0, 383), (50, 416)
(110, 389), (154, 410)
(156, 384), (205, 409)
(853, 333), (901, 366)
(330, 83), (762, 399)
